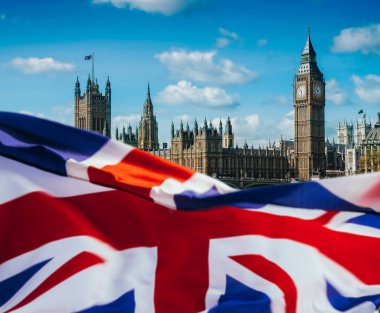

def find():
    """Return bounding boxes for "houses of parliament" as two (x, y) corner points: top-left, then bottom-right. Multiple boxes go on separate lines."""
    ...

(74, 33), (342, 181)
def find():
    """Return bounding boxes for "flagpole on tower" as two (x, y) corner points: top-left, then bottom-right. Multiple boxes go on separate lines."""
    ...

(92, 53), (95, 82)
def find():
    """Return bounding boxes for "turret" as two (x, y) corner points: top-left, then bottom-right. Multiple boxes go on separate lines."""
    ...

(204, 118), (208, 129)
(106, 76), (111, 103)
(75, 74), (111, 137)
(86, 74), (91, 93)
(223, 117), (234, 148)
(75, 76), (81, 97)
(243, 141), (248, 154)
(115, 126), (119, 140)
(95, 79), (99, 92)
(122, 125), (126, 142)
(143, 83), (153, 116)
(224, 117), (233, 135)
(219, 119), (223, 135)
(171, 121), (175, 138)
(138, 82), (159, 150)
(194, 118), (199, 136)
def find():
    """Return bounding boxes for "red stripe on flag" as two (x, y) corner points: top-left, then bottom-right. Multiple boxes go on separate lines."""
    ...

(312, 211), (340, 225)
(2, 191), (380, 312)
(231, 254), (297, 313)
(88, 148), (194, 198)
(6, 251), (105, 313)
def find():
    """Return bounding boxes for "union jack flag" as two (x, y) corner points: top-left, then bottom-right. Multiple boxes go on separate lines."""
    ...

(0, 112), (379, 313)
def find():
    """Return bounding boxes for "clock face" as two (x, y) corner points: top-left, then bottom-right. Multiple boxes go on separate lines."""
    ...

(296, 84), (306, 99)
(313, 83), (323, 99)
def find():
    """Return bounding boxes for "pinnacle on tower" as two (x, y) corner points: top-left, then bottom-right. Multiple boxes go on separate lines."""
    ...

(171, 121), (175, 137)
(147, 82), (151, 101)
(301, 28), (316, 61)
(75, 77), (81, 96)
(115, 126), (119, 139)
(297, 28), (322, 76)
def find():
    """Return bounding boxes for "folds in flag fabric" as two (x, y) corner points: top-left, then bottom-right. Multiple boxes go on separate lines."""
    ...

(0, 112), (379, 313)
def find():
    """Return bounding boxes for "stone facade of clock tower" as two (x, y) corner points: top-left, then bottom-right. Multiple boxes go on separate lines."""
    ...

(293, 32), (326, 180)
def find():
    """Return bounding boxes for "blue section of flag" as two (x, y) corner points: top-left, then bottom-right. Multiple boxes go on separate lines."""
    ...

(327, 281), (380, 311)
(84, 55), (92, 60)
(346, 214), (380, 229)
(76, 290), (135, 313)
(209, 275), (271, 313)
(0, 112), (108, 176)
(176, 180), (372, 213)
(0, 259), (51, 306)
(174, 187), (265, 211)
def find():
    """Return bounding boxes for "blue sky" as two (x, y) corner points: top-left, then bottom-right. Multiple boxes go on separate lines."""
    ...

(1, 0), (380, 146)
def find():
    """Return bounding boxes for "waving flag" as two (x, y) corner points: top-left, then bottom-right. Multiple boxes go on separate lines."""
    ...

(0, 112), (379, 313)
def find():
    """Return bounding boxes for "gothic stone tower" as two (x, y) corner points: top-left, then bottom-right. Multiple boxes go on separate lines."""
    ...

(74, 75), (111, 137)
(223, 117), (234, 148)
(294, 32), (326, 180)
(138, 83), (159, 150)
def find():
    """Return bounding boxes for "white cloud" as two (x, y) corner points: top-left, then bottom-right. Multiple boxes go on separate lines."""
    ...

(156, 80), (238, 107)
(219, 28), (239, 40)
(226, 115), (264, 146)
(273, 95), (289, 105)
(216, 38), (230, 48)
(351, 74), (380, 104)
(176, 114), (191, 122)
(257, 39), (268, 47)
(245, 114), (259, 130)
(92, 0), (206, 15)
(113, 114), (141, 127)
(332, 24), (380, 56)
(277, 111), (294, 138)
(209, 115), (291, 148)
(325, 79), (347, 105)
(52, 105), (73, 125)
(216, 28), (239, 48)
(155, 49), (257, 84)
(10, 57), (75, 74)
(18, 110), (46, 119)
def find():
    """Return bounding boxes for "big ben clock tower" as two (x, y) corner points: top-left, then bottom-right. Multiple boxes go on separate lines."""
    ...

(294, 30), (326, 180)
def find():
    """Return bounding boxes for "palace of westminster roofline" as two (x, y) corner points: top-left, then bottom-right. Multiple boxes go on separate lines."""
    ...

(74, 31), (380, 181)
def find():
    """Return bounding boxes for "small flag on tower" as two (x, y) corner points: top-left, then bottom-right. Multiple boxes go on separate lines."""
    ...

(358, 109), (364, 114)
(84, 55), (92, 60)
